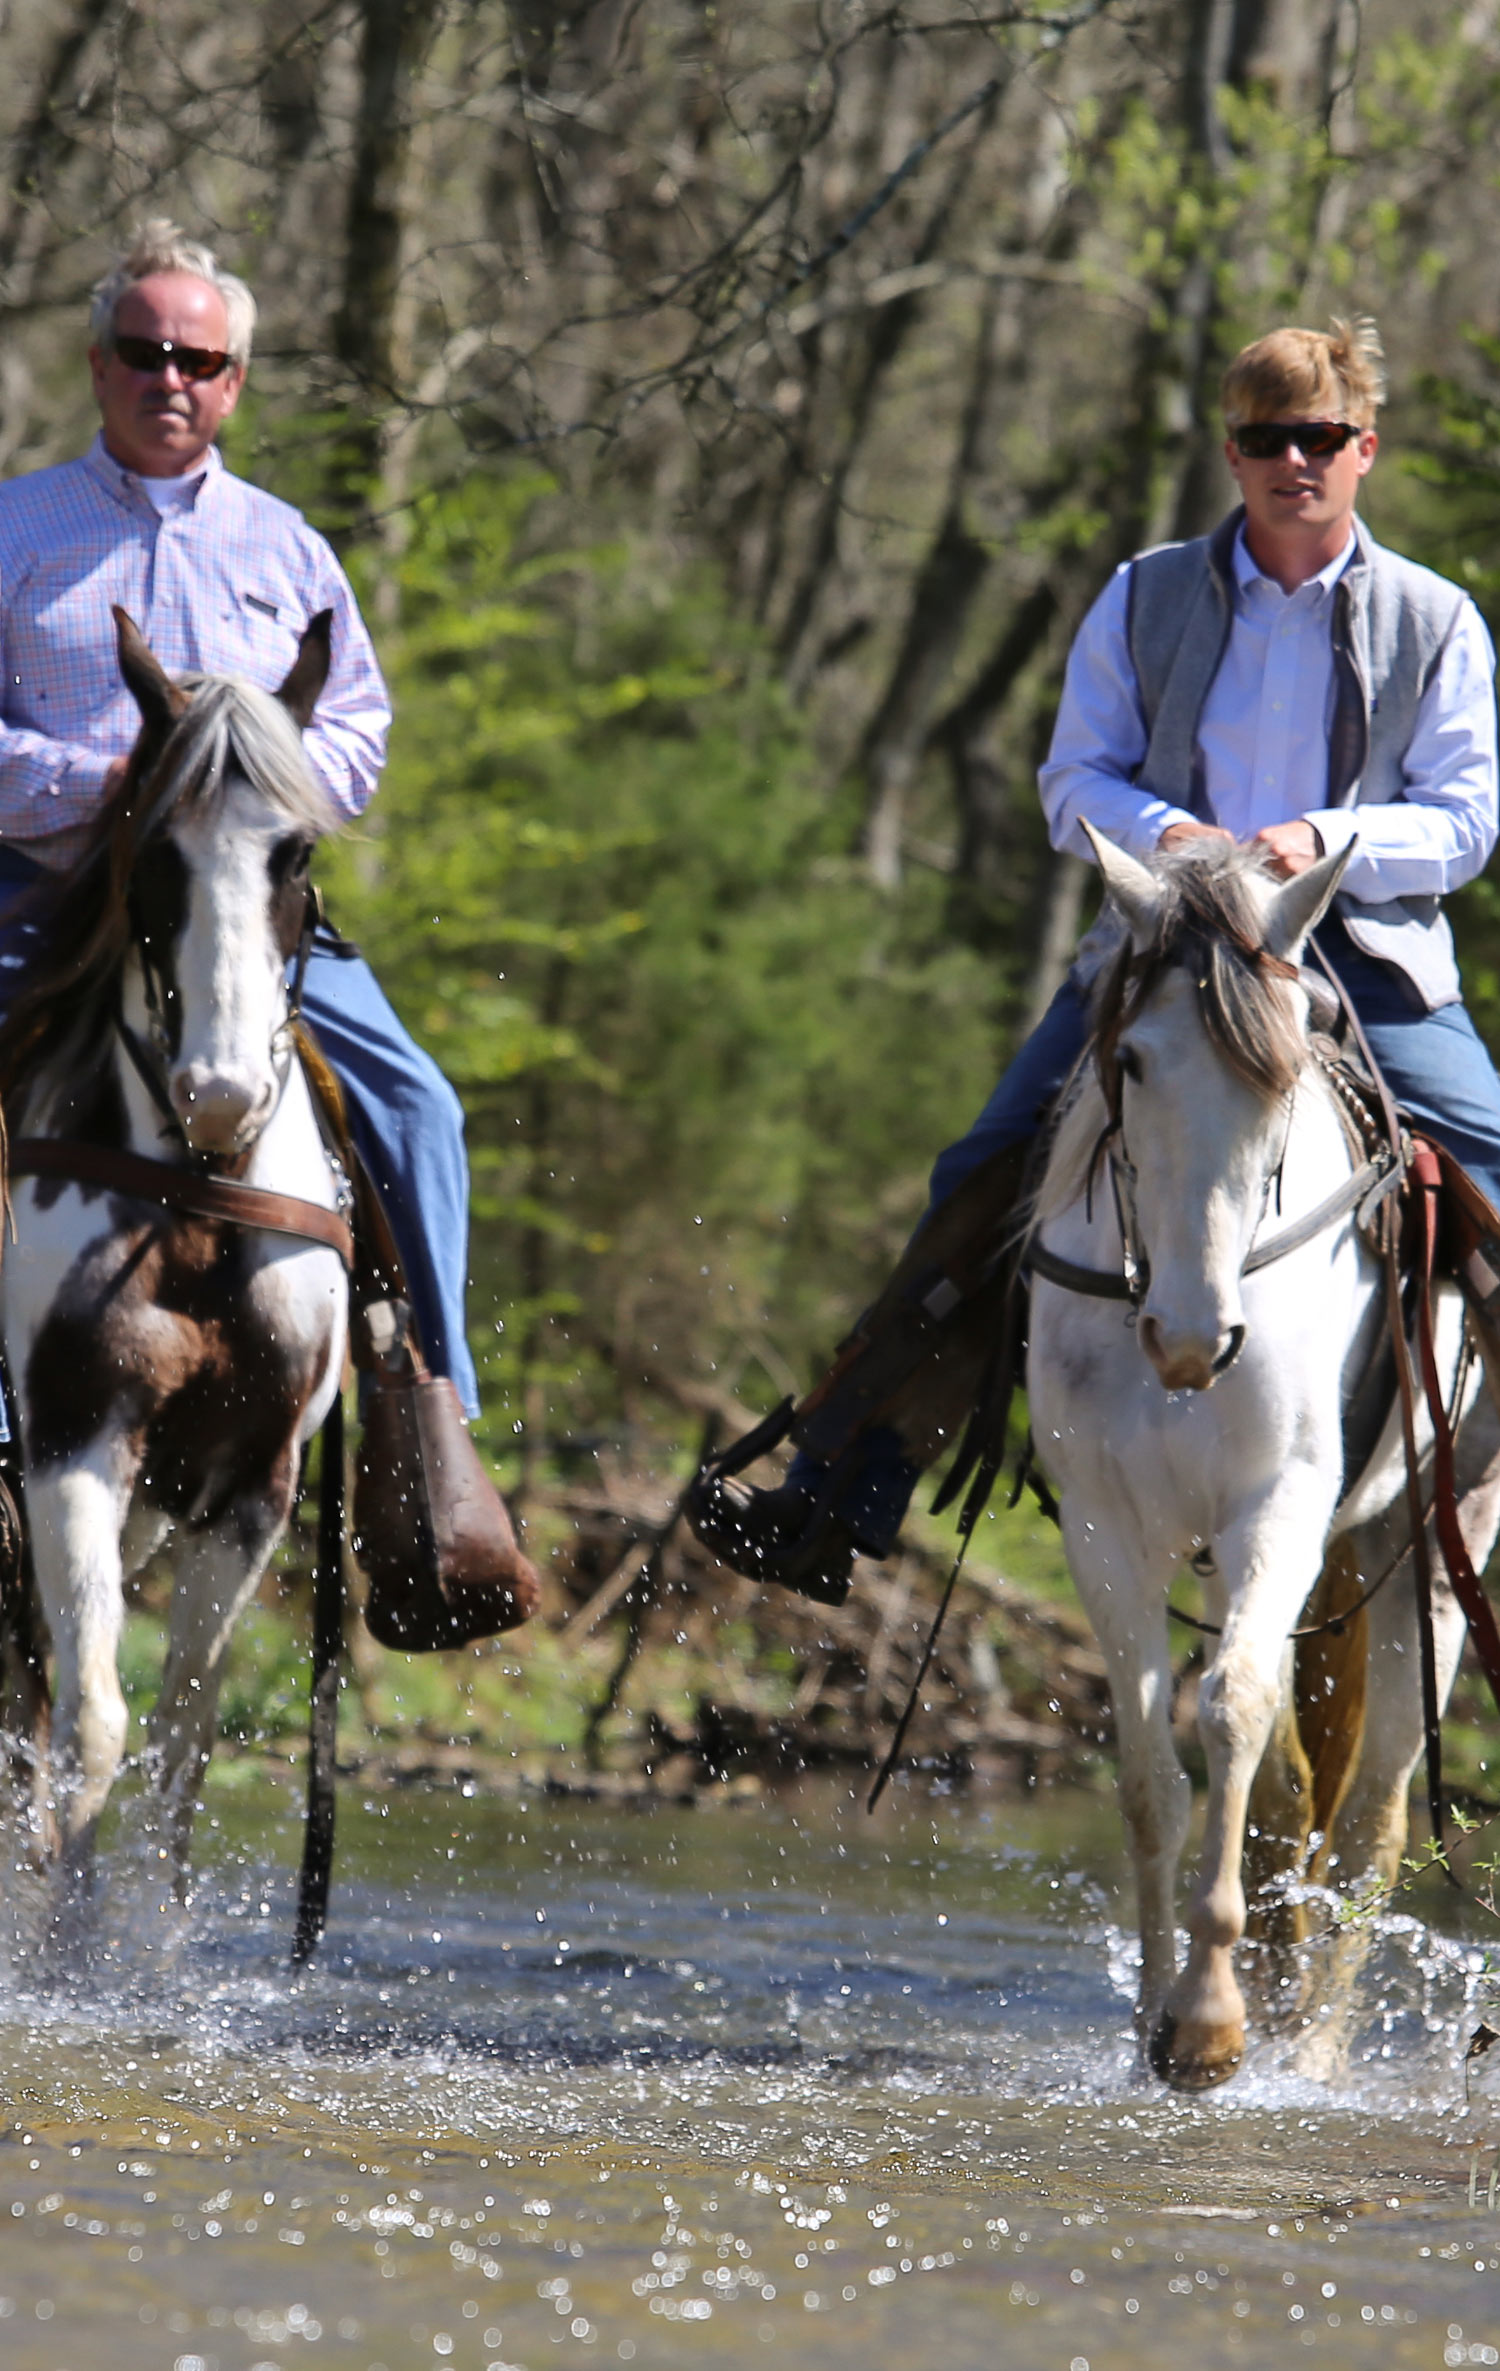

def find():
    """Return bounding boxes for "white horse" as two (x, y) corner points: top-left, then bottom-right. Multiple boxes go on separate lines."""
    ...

(0, 613), (348, 1916)
(1027, 826), (1500, 2089)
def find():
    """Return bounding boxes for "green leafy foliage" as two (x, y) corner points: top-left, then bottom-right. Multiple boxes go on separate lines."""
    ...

(310, 473), (1005, 1463)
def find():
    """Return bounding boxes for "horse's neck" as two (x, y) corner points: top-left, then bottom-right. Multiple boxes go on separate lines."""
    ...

(1268, 1058), (1359, 1217)
(242, 1054), (336, 1205)
(1032, 1072), (1120, 1243)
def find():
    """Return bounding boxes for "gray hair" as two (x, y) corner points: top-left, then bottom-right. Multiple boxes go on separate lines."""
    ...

(90, 218), (256, 366)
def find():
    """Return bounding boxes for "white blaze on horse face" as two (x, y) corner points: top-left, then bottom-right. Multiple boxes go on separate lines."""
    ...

(1121, 969), (1286, 1392)
(166, 772), (291, 1154)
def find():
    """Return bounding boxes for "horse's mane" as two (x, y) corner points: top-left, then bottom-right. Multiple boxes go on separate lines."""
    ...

(0, 675), (333, 1113)
(1035, 841), (1308, 1224)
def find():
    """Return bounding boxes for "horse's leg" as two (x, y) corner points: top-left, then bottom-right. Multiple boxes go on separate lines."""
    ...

(1331, 1536), (1482, 1891)
(1291, 1511), (1475, 2080)
(1063, 1514), (1189, 2042)
(1240, 1637), (1314, 2011)
(147, 1504), (287, 1889)
(0, 1538), (57, 1872)
(1152, 1486), (1333, 2091)
(24, 1442), (136, 1903)
(1240, 1531), (1372, 2008)
(1334, 1394), (1500, 1891)
(1278, 1405), (1500, 2078)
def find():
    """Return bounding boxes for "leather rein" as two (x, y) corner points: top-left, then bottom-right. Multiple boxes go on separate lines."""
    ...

(6, 889), (354, 1272)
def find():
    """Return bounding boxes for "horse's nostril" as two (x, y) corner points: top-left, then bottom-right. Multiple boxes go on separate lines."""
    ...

(170, 1068), (272, 1148)
(1139, 1311), (1239, 1393)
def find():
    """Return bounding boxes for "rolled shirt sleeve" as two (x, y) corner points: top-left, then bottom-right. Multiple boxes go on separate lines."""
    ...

(1305, 597), (1498, 902)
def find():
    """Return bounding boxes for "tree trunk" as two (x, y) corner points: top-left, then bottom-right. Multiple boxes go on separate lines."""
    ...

(328, 0), (448, 522)
(773, 74), (1007, 694)
(859, 282), (1007, 885)
(0, 0), (115, 298)
(1025, 853), (1090, 1030)
(933, 573), (1064, 944)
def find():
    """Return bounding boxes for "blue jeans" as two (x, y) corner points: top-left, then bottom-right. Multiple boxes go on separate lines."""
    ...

(0, 844), (479, 1417)
(793, 916), (1500, 1549)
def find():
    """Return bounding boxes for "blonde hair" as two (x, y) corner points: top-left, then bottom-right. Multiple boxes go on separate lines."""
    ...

(90, 218), (256, 366)
(1221, 318), (1385, 430)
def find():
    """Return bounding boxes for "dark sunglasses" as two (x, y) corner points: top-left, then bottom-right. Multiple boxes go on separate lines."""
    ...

(112, 334), (233, 383)
(1231, 418), (1361, 461)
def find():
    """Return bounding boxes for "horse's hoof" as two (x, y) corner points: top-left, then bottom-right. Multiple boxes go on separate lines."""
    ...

(1148, 2009), (1244, 2091)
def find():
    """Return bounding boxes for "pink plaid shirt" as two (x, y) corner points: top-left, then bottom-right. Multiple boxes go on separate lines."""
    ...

(0, 435), (390, 866)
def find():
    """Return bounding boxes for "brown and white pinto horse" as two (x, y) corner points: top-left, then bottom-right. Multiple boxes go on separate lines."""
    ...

(0, 613), (348, 1920)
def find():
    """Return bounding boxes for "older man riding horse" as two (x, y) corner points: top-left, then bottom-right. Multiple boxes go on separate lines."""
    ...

(0, 221), (538, 1944)
(0, 616), (351, 1915)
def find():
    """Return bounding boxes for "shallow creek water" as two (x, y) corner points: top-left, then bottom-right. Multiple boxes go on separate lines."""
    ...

(0, 1770), (1498, 2371)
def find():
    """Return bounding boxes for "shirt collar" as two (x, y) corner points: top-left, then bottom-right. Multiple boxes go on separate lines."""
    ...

(1232, 520), (1357, 601)
(83, 431), (223, 511)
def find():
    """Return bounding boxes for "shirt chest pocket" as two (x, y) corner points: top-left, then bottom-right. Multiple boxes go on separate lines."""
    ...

(215, 584), (309, 683)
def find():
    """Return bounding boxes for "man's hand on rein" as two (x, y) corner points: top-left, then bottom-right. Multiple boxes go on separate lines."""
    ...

(1252, 818), (1323, 878)
(1158, 820), (1233, 854)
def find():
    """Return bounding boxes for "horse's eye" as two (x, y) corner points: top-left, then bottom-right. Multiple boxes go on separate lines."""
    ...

(270, 834), (313, 885)
(1118, 1044), (1143, 1082)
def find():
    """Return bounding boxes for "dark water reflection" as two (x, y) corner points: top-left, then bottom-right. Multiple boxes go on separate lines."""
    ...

(0, 1770), (1498, 2368)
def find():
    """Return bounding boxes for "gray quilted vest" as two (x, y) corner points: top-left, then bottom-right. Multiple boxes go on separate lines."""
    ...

(1124, 507), (1471, 1010)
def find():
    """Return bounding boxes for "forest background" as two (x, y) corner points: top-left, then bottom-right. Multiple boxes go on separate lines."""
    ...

(7, 0), (1500, 1779)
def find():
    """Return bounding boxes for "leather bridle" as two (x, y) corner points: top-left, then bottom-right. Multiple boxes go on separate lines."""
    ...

(1027, 1054), (1399, 1310)
(8, 883), (352, 1270)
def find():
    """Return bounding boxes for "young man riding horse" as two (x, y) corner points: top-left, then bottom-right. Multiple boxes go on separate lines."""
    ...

(693, 317), (1500, 1600)
(0, 219), (522, 1574)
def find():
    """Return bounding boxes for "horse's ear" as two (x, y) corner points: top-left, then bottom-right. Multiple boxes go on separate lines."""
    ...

(1081, 818), (1164, 949)
(276, 608), (333, 729)
(113, 605), (189, 740)
(1262, 839), (1356, 964)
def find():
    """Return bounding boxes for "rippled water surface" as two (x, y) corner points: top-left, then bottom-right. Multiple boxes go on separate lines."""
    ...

(1, 1769), (1499, 2370)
